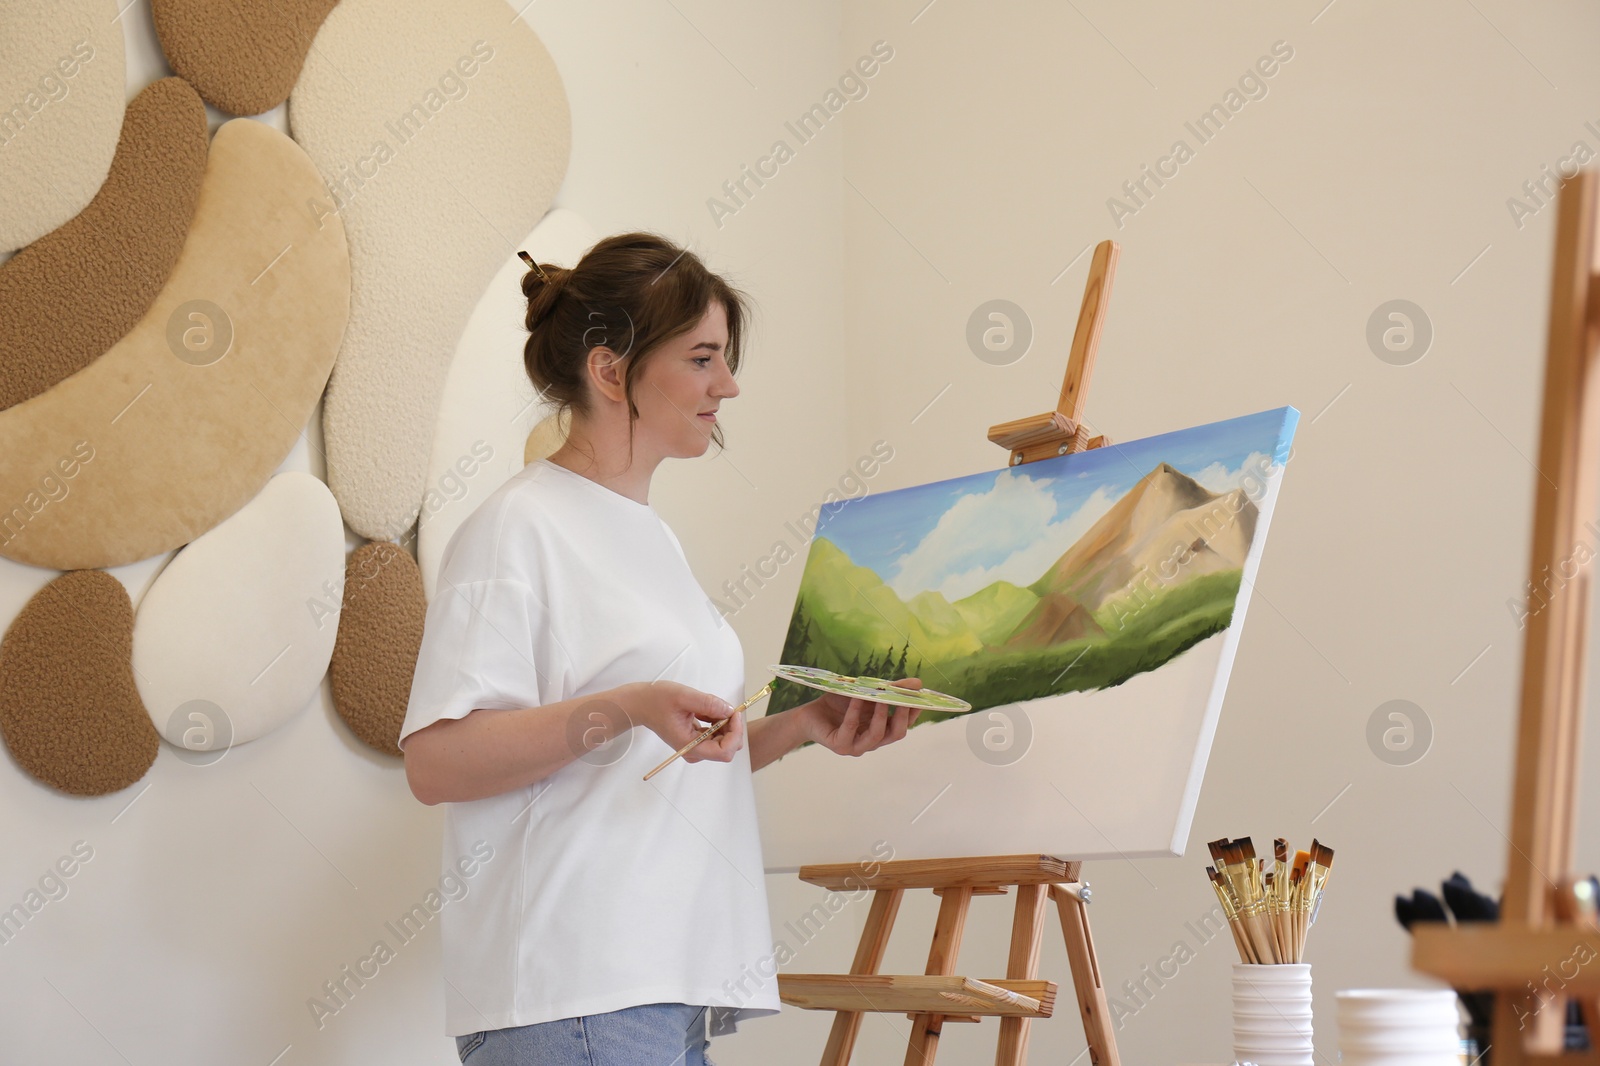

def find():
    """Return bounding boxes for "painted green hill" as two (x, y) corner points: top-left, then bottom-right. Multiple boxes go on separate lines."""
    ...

(951, 579), (1040, 645)
(792, 537), (985, 663)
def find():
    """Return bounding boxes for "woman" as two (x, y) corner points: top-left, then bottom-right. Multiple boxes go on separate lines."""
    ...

(399, 231), (923, 1065)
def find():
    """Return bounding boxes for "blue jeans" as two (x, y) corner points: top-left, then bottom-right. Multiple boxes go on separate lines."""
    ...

(455, 1003), (715, 1065)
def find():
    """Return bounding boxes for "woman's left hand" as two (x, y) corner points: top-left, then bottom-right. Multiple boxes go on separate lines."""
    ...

(800, 677), (924, 757)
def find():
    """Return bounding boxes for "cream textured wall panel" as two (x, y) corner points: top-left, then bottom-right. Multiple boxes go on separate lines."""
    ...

(417, 208), (595, 600)
(289, 0), (571, 544)
(0, 117), (350, 571)
(133, 472), (344, 752)
(0, 0), (126, 252)
(0, 76), (208, 411)
(523, 412), (568, 469)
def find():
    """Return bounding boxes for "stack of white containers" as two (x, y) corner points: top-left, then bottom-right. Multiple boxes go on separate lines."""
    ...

(1335, 989), (1461, 1065)
(1232, 963), (1314, 1066)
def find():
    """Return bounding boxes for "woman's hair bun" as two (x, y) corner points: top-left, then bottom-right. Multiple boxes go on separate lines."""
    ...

(519, 260), (564, 299)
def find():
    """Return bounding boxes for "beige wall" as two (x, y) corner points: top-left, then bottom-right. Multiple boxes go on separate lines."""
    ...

(801, 2), (1600, 1063)
(5, 2), (1600, 1064)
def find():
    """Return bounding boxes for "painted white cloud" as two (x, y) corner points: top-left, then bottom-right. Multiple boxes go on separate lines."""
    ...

(888, 468), (1119, 603)
(1191, 451), (1275, 495)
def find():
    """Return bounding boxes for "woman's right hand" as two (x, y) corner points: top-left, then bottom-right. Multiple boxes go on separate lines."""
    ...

(623, 680), (745, 763)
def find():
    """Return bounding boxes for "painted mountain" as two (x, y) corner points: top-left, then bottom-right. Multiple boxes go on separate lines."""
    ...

(769, 407), (1298, 723)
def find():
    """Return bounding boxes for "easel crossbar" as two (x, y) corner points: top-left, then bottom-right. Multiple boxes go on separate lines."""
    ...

(797, 854), (1079, 891)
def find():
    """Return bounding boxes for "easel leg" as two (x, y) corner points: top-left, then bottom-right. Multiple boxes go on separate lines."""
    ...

(1580, 998), (1600, 1062)
(1486, 168), (1600, 1066)
(994, 884), (1050, 1066)
(822, 887), (904, 1066)
(1050, 884), (1120, 1066)
(904, 886), (975, 1066)
(1490, 990), (1600, 1066)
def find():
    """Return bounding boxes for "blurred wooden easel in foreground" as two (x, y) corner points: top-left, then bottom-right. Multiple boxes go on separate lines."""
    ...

(1411, 170), (1600, 1062)
(775, 242), (1125, 1066)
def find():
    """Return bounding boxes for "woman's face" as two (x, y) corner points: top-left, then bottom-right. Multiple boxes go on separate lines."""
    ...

(632, 300), (739, 459)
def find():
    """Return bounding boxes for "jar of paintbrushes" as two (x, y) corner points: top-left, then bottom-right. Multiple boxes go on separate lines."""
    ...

(1207, 836), (1336, 1066)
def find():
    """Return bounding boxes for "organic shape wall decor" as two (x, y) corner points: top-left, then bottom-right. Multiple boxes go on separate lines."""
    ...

(329, 541), (427, 756)
(289, 0), (571, 543)
(150, 0), (338, 115)
(0, 569), (159, 795)
(0, 76), (208, 411)
(0, 117), (350, 571)
(134, 472), (345, 752)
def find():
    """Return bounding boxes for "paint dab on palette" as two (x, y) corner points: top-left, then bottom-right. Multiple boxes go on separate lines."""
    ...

(769, 664), (971, 711)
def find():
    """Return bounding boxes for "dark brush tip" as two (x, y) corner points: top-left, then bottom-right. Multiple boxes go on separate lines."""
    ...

(1412, 888), (1449, 924)
(1395, 895), (1416, 931)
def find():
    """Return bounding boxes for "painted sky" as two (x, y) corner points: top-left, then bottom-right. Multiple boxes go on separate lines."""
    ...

(814, 407), (1299, 602)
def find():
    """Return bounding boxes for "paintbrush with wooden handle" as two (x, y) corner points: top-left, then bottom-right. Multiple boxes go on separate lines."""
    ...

(643, 682), (773, 781)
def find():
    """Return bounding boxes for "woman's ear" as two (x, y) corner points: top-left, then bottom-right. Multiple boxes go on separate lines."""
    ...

(585, 346), (627, 404)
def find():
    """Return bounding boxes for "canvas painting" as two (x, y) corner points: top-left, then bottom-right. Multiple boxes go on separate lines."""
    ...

(753, 406), (1299, 872)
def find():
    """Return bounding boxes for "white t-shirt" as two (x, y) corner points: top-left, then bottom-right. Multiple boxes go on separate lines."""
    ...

(399, 457), (783, 1037)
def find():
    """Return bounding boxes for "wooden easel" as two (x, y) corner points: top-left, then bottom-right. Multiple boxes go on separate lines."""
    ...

(1410, 170), (1600, 1062)
(776, 242), (1125, 1066)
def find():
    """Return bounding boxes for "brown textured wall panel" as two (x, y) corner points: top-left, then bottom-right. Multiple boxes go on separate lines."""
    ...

(150, 0), (338, 116)
(0, 77), (207, 411)
(330, 542), (426, 757)
(0, 570), (159, 795)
